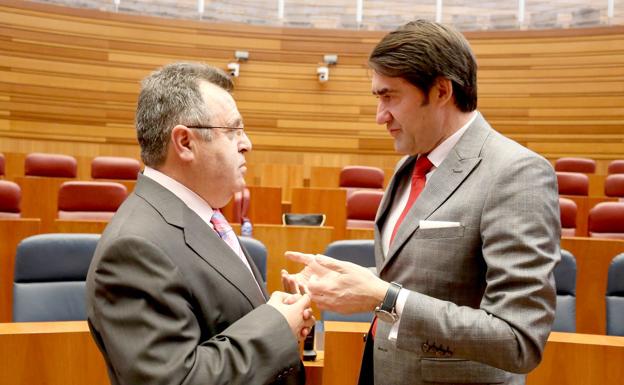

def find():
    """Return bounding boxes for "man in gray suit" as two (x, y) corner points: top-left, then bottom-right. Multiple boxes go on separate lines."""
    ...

(284, 20), (560, 384)
(86, 62), (314, 385)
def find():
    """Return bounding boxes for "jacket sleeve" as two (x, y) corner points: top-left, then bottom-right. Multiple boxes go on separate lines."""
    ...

(88, 235), (302, 385)
(395, 153), (560, 374)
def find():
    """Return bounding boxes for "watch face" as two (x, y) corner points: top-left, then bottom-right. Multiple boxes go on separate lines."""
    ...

(374, 309), (397, 323)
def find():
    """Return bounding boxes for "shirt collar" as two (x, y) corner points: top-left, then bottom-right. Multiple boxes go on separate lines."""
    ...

(143, 166), (215, 227)
(426, 111), (477, 168)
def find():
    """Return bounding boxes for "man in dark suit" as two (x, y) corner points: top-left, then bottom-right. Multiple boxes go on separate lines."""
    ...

(284, 20), (560, 385)
(86, 62), (313, 385)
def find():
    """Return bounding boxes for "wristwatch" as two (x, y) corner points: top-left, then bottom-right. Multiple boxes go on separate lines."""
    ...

(374, 281), (402, 323)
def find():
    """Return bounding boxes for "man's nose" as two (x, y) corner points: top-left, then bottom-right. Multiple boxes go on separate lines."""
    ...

(239, 131), (252, 152)
(376, 105), (391, 125)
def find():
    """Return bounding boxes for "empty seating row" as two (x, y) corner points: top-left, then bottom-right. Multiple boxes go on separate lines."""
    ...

(557, 171), (624, 197)
(555, 157), (624, 175)
(560, 198), (624, 239)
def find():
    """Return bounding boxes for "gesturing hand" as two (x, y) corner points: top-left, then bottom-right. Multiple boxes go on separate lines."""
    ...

(267, 292), (315, 341)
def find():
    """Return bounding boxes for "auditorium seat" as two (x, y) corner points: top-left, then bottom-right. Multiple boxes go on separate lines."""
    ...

(322, 239), (375, 322)
(552, 249), (576, 332)
(556, 172), (589, 196)
(607, 160), (624, 175)
(555, 157), (596, 174)
(339, 166), (384, 198)
(24, 152), (77, 178)
(238, 236), (267, 286)
(91, 156), (141, 180)
(588, 202), (624, 239)
(0, 180), (21, 218)
(13, 233), (99, 322)
(559, 197), (577, 237)
(57, 181), (127, 220)
(604, 174), (624, 198)
(347, 190), (384, 229)
(0, 153), (5, 177)
(606, 253), (624, 336)
(282, 213), (326, 226)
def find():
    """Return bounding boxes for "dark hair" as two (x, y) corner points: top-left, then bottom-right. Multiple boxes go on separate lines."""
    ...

(135, 62), (233, 167)
(369, 20), (477, 112)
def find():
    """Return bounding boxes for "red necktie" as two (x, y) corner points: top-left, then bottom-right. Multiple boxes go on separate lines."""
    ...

(372, 156), (433, 339)
(389, 155), (433, 244)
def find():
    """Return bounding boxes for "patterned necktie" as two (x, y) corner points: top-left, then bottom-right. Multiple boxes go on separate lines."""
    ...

(210, 210), (245, 261)
(390, 155), (434, 244)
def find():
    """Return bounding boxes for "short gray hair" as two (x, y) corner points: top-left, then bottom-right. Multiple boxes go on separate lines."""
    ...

(136, 62), (233, 167)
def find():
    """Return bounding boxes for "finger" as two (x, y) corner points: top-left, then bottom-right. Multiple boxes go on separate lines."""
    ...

(280, 270), (300, 294)
(269, 291), (289, 302)
(302, 307), (313, 320)
(291, 293), (311, 311)
(300, 326), (310, 339)
(285, 251), (315, 265)
(282, 293), (301, 305)
(314, 254), (348, 273)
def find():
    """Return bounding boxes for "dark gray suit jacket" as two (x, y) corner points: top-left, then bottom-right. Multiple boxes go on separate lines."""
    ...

(362, 113), (560, 385)
(86, 175), (304, 385)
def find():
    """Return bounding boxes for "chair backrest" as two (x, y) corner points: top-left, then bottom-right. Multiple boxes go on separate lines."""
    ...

(238, 236), (267, 283)
(322, 239), (375, 322)
(606, 253), (624, 336)
(588, 202), (624, 239)
(556, 172), (589, 196)
(13, 233), (100, 322)
(552, 249), (577, 332)
(0, 180), (21, 218)
(339, 166), (384, 189)
(0, 152), (5, 176)
(607, 160), (624, 175)
(24, 152), (77, 178)
(604, 174), (624, 198)
(346, 190), (384, 229)
(282, 213), (326, 226)
(58, 181), (128, 220)
(559, 197), (577, 237)
(91, 156), (141, 180)
(554, 157), (596, 174)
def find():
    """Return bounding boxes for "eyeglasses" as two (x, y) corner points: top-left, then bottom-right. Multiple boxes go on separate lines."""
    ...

(186, 125), (246, 138)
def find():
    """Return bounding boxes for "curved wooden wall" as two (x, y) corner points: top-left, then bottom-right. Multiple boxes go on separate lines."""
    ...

(0, 0), (623, 176)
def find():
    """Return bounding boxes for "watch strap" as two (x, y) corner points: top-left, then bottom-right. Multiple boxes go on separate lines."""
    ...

(380, 281), (402, 312)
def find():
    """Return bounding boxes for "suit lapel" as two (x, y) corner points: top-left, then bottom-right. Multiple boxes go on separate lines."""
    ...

(380, 114), (491, 273)
(239, 243), (269, 300)
(134, 175), (266, 307)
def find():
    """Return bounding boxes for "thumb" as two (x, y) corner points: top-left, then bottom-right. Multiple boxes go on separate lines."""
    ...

(291, 293), (311, 310)
(285, 251), (314, 265)
(314, 254), (347, 273)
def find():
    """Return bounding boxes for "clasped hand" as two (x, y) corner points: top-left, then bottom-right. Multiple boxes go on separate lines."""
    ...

(281, 252), (389, 314)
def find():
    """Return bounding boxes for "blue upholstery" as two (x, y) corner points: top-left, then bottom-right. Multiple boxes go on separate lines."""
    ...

(239, 236), (267, 283)
(13, 233), (99, 322)
(322, 239), (375, 322)
(552, 249), (577, 332)
(606, 253), (624, 336)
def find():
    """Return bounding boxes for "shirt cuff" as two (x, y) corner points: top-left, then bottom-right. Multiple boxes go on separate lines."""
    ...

(388, 288), (409, 342)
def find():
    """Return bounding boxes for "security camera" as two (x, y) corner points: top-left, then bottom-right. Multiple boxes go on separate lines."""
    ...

(227, 62), (240, 78)
(317, 66), (329, 82)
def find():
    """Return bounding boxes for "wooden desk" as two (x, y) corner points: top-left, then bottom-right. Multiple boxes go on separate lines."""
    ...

(291, 188), (347, 241)
(0, 321), (109, 385)
(54, 219), (109, 234)
(346, 228), (375, 240)
(310, 166), (342, 188)
(0, 219), (41, 322)
(322, 321), (369, 385)
(16, 176), (73, 233)
(0, 321), (323, 385)
(527, 332), (624, 385)
(561, 237), (624, 335)
(221, 186), (283, 225)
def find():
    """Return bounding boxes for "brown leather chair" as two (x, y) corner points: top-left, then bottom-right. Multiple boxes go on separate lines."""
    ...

(339, 165), (384, 198)
(605, 174), (624, 198)
(556, 172), (589, 196)
(91, 156), (141, 180)
(346, 190), (384, 229)
(555, 157), (596, 174)
(608, 160), (624, 175)
(0, 180), (21, 218)
(588, 202), (624, 240)
(57, 181), (127, 220)
(25, 153), (77, 178)
(559, 197), (577, 237)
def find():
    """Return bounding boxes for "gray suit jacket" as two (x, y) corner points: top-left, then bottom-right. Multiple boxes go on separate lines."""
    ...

(365, 113), (560, 385)
(86, 175), (304, 385)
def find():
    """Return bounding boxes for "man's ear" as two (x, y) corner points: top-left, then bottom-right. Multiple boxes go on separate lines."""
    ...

(432, 77), (453, 106)
(170, 125), (195, 162)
